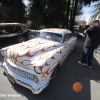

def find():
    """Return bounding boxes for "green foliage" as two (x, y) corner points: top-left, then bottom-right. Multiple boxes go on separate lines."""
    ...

(79, 0), (99, 5)
(91, 1), (100, 20)
(79, 25), (90, 32)
(28, 0), (100, 30)
(28, 0), (67, 28)
(0, 0), (99, 29)
(0, 0), (26, 23)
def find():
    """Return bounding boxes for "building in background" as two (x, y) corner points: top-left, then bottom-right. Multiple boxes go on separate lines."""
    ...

(74, 19), (86, 31)
(86, 14), (100, 25)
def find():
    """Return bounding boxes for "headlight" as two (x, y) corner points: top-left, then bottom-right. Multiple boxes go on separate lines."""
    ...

(33, 75), (39, 83)
(34, 66), (41, 74)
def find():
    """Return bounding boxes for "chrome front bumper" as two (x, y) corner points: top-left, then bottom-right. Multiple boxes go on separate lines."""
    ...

(1, 63), (48, 94)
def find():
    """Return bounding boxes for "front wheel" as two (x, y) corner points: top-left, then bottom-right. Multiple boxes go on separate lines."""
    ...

(50, 64), (59, 79)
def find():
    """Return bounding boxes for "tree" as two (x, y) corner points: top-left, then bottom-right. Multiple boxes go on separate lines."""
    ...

(10, 0), (26, 22)
(28, 0), (46, 28)
(70, 0), (78, 31)
(68, 0), (99, 32)
(65, 0), (70, 29)
(28, 0), (99, 30)
(0, 0), (26, 23)
(91, 1), (100, 20)
(29, 0), (66, 28)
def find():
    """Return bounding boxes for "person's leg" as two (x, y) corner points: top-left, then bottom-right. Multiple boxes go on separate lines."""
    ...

(87, 48), (95, 66)
(81, 46), (88, 63)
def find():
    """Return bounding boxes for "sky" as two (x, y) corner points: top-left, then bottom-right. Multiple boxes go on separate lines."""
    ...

(23, 0), (29, 6)
(80, 2), (98, 22)
(23, 0), (98, 22)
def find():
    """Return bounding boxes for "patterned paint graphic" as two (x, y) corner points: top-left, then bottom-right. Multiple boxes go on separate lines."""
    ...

(1, 37), (76, 81)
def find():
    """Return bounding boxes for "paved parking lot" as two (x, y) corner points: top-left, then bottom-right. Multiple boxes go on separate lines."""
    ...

(0, 38), (100, 100)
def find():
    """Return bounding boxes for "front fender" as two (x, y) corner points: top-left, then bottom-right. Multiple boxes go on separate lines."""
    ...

(33, 46), (64, 75)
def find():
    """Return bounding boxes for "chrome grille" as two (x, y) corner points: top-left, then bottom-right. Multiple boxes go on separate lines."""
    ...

(5, 59), (34, 80)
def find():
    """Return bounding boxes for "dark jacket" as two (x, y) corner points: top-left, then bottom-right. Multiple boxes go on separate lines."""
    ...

(84, 24), (100, 49)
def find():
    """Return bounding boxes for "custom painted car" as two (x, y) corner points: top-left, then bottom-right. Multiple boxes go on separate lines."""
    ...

(0, 28), (77, 94)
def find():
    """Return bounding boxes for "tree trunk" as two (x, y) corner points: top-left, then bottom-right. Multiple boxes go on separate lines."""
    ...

(66, 0), (70, 29)
(69, 0), (74, 30)
(70, 0), (78, 32)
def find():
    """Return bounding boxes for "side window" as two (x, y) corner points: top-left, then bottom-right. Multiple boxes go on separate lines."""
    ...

(0, 26), (10, 34)
(63, 34), (71, 42)
(13, 26), (23, 33)
(63, 33), (73, 42)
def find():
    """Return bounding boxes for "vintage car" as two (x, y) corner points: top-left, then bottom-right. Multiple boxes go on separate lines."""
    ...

(0, 23), (31, 47)
(0, 28), (77, 94)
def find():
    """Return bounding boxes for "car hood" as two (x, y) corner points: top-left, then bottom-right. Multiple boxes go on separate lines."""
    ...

(1, 38), (62, 69)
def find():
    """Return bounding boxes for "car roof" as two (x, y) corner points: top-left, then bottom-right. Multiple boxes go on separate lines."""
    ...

(40, 28), (72, 35)
(0, 23), (27, 27)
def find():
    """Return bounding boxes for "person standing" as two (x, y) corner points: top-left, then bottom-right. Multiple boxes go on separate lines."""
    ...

(78, 20), (100, 68)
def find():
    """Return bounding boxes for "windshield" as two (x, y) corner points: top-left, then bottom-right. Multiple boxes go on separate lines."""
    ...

(37, 32), (62, 42)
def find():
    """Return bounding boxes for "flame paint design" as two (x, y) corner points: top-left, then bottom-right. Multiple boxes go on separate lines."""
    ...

(1, 37), (77, 81)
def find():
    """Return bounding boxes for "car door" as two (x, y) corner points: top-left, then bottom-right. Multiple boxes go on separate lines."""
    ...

(60, 33), (73, 65)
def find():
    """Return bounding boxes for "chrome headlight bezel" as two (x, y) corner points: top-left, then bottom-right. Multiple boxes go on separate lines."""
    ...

(34, 66), (41, 74)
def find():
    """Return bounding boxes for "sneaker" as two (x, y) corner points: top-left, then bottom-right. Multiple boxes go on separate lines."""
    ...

(86, 64), (92, 69)
(78, 61), (86, 66)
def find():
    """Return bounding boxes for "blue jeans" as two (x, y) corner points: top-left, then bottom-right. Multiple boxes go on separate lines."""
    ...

(81, 46), (95, 66)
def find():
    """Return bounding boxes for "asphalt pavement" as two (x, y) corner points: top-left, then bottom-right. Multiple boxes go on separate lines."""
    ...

(0, 38), (100, 100)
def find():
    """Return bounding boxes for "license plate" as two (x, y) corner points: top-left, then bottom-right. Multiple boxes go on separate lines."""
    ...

(7, 74), (14, 83)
